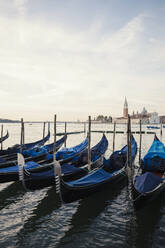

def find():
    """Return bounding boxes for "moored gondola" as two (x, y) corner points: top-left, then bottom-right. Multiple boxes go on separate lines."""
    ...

(0, 136), (88, 183)
(21, 134), (108, 190)
(0, 131), (50, 158)
(132, 135), (165, 210)
(60, 135), (137, 203)
(0, 134), (67, 168)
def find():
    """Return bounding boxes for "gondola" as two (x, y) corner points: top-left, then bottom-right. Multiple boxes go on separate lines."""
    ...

(60, 135), (137, 203)
(0, 131), (9, 143)
(0, 131), (50, 158)
(0, 135), (67, 168)
(21, 134), (108, 190)
(0, 136), (88, 183)
(132, 135), (165, 210)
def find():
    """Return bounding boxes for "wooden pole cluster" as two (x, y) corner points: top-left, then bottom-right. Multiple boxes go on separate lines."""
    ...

(1, 125), (3, 150)
(112, 122), (116, 153)
(88, 116), (91, 171)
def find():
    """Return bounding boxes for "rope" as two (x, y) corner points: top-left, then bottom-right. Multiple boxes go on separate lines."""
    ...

(55, 175), (60, 194)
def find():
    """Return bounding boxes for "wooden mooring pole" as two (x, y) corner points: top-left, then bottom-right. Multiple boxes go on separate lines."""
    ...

(126, 116), (130, 169)
(20, 118), (24, 154)
(84, 122), (86, 134)
(112, 122), (116, 153)
(139, 119), (142, 165)
(22, 121), (25, 145)
(43, 122), (46, 139)
(64, 122), (67, 147)
(1, 125), (3, 150)
(88, 116), (91, 171)
(126, 115), (132, 170)
(53, 115), (57, 161)
(48, 121), (50, 134)
(160, 121), (162, 140)
(129, 117), (132, 172)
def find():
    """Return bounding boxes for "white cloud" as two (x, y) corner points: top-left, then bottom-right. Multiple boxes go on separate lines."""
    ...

(13, 0), (28, 16)
(0, 7), (164, 120)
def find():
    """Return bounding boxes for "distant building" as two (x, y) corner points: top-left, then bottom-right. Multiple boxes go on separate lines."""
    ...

(141, 107), (148, 117)
(149, 112), (160, 124)
(160, 116), (165, 124)
(93, 115), (112, 123)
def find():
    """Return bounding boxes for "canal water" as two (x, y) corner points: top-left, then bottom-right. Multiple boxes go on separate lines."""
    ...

(0, 122), (164, 248)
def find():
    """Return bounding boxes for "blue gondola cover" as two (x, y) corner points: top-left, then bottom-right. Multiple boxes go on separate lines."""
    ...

(135, 172), (163, 193)
(67, 168), (114, 187)
(142, 139), (165, 171)
(56, 138), (88, 160)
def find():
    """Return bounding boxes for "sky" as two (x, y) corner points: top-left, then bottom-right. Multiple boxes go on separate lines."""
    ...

(0, 0), (165, 121)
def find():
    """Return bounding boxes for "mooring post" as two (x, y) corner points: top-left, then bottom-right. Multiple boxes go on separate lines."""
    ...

(20, 118), (24, 154)
(64, 122), (67, 147)
(139, 119), (142, 165)
(43, 122), (46, 139)
(53, 114), (61, 194)
(23, 121), (25, 145)
(48, 121), (50, 134)
(126, 115), (130, 169)
(129, 117), (132, 172)
(160, 121), (162, 140)
(1, 124), (3, 150)
(53, 115), (57, 162)
(84, 122), (86, 134)
(112, 121), (116, 153)
(88, 116), (91, 171)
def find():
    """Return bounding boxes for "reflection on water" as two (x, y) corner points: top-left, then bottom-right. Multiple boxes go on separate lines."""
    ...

(57, 182), (127, 248)
(0, 182), (24, 211)
(124, 188), (163, 248)
(0, 123), (165, 248)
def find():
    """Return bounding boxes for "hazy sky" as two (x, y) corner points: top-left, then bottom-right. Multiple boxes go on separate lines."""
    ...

(0, 0), (165, 121)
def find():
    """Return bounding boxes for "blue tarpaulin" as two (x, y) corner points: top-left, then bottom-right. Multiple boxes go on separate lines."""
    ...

(56, 138), (88, 160)
(135, 172), (163, 193)
(142, 138), (165, 171)
(68, 168), (113, 187)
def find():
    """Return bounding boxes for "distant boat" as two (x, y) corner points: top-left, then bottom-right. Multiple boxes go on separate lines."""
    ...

(147, 126), (160, 129)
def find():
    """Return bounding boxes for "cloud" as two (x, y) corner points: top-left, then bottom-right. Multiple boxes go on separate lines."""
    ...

(13, 0), (28, 17)
(0, 6), (164, 120)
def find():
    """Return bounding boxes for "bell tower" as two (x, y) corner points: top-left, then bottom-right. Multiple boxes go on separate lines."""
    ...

(123, 97), (128, 118)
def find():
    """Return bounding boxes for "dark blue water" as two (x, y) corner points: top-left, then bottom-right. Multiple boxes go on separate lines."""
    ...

(0, 123), (165, 248)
